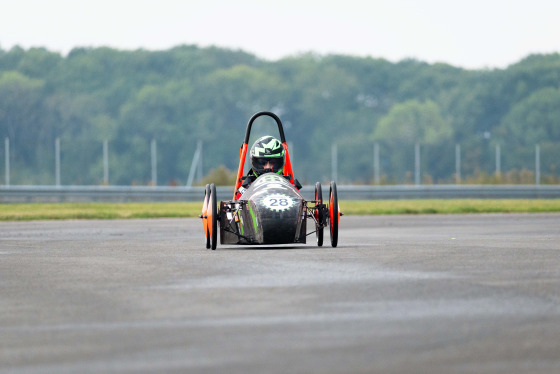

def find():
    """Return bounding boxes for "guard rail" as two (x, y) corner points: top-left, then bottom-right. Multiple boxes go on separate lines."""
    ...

(1, 184), (559, 203)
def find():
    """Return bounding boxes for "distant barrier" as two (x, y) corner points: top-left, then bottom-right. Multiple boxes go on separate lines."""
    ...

(1, 184), (560, 203)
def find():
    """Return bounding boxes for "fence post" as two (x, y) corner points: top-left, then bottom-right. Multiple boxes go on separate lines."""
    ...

(415, 142), (420, 185)
(4, 138), (9, 186)
(535, 144), (540, 185)
(495, 144), (501, 176)
(331, 143), (338, 182)
(373, 143), (380, 185)
(151, 139), (157, 186)
(55, 138), (61, 186)
(455, 143), (461, 184)
(103, 140), (109, 185)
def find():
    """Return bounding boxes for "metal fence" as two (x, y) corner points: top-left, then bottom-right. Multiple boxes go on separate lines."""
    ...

(2, 184), (560, 203)
(3, 137), (560, 187)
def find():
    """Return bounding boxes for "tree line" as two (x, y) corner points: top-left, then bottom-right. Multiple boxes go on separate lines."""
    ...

(1, 45), (559, 185)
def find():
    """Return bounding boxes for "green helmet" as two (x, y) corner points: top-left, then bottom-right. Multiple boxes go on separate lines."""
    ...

(250, 136), (285, 175)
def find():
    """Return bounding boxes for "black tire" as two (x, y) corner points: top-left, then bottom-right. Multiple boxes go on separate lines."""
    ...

(210, 183), (218, 250)
(204, 184), (211, 249)
(315, 182), (324, 246)
(329, 181), (339, 247)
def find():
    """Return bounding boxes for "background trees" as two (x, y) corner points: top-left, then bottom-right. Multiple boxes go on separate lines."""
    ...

(1, 45), (559, 185)
(373, 100), (452, 182)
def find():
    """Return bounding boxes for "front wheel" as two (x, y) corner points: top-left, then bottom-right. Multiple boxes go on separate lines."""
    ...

(208, 183), (218, 250)
(315, 182), (324, 246)
(329, 181), (339, 247)
(202, 184), (210, 249)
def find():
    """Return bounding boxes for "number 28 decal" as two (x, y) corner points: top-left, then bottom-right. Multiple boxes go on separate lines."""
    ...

(262, 194), (295, 211)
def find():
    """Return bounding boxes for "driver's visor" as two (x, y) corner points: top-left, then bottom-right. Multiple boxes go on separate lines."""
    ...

(253, 156), (284, 172)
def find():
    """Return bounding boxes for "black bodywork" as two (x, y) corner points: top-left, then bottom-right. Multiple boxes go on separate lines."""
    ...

(220, 173), (307, 245)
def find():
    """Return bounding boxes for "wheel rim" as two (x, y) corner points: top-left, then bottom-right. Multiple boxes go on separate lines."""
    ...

(209, 184), (218, 250)
(329, 182), (339, 247)
(203, 184), (210, 249)
(315, 182), (323, 247)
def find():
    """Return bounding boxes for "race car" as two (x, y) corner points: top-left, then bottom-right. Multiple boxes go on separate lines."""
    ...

(201, 111), (341, 249)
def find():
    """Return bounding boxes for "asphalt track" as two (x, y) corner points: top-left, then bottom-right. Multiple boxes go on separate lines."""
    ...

(1, 213), (559, 374)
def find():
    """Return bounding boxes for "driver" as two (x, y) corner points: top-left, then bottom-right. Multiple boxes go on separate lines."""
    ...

(236, 135), (288, 199)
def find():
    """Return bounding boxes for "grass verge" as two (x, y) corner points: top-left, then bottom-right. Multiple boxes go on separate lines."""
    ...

(340, 199), (560, 215)
(1, 199), (560, 221)
(0, 202), (201, 221)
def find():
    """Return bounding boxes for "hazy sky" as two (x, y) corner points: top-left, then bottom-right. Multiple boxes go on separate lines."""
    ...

(1, 0), (559, 69)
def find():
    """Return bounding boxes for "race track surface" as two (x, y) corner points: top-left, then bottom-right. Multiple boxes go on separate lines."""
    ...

(1, 214), (560, 374)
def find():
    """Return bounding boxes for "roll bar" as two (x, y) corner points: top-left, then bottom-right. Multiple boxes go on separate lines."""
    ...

(243, 111), (287, 144)
(234, 112), (294, 198)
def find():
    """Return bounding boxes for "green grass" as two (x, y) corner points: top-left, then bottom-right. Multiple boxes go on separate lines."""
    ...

(340, 199), (560, 215)
(0, 202), (202, 221)
(1, 199), (560, 221)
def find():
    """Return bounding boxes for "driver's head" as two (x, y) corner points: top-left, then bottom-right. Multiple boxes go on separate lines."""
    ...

(250, 136), (285, 175)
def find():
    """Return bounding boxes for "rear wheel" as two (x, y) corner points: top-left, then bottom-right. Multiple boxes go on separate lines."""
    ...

(202, 184), (210, 249)
(315, 182), (324, 246)
(329, 181), (339, 247)
(208, 183), (218, 250)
